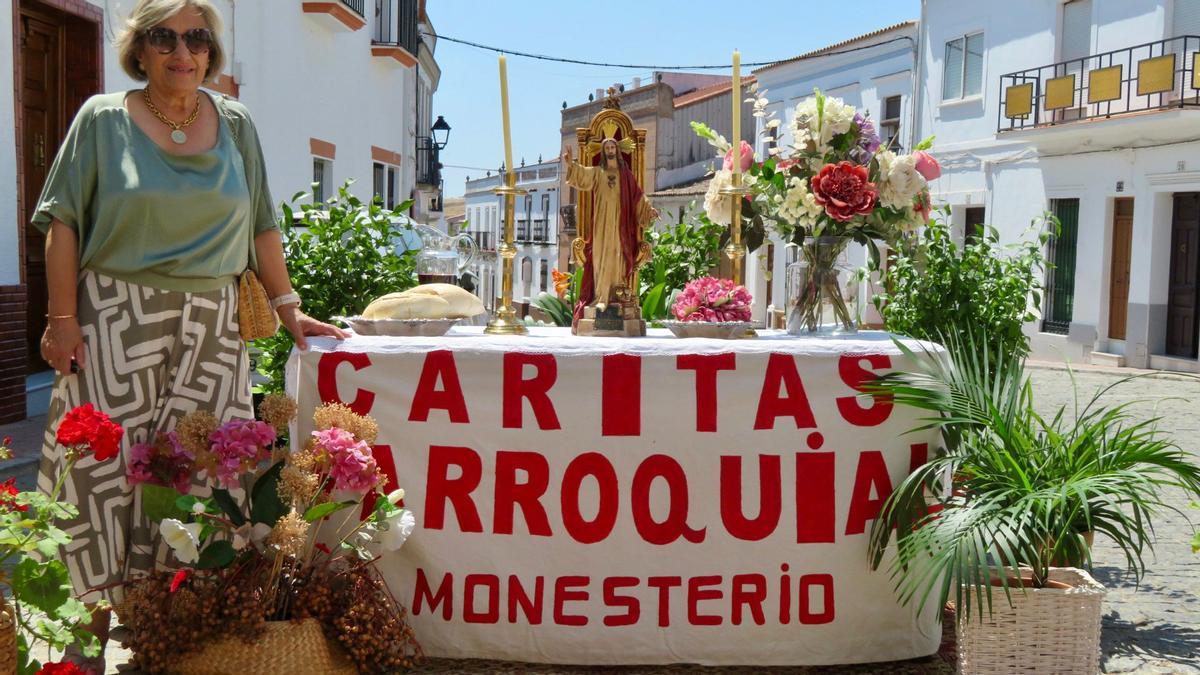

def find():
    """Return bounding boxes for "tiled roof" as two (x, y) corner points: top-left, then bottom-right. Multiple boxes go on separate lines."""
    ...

(673, 75), (757, 108)
(649, 175), (711, 198)
(752, 20), (917, 74)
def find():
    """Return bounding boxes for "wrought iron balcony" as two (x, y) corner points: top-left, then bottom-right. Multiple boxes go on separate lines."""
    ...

(372, 0), (419, 56)
(415, 136), (440, 187)
(998, 35), (1200, 133)
(340, 0), (365, 18)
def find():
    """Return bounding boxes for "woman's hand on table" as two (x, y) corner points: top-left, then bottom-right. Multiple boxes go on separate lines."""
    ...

(41, 317), (86, 375)
(278, 306), (349, 350)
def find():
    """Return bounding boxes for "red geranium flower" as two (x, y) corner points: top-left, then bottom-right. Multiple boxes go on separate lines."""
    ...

(0, 478), (27, 513)
(37, 662), (85, 675)
(56, 404), (123, 461)
(810, 161), (878, 222)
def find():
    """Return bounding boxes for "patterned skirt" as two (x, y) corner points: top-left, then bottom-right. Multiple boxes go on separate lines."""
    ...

(38, 270), (253, 604)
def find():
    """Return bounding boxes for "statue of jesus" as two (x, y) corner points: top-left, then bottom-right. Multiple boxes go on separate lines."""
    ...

(562, 139), (658, 325)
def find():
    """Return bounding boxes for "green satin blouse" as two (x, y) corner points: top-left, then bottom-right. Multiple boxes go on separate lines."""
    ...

(31, 91), (278, 293)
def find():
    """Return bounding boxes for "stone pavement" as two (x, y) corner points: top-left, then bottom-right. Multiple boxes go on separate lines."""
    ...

(3, 363), (1197, 674)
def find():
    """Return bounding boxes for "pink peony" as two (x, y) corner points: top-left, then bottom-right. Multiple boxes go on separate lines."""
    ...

(912, 151), (941, 181)
(810, 161), (877, 222)
(313, 427), (379, 495)
(671, 277), (753, 322)
(208, 419), (276, 489)
(723, 140), (755, 172)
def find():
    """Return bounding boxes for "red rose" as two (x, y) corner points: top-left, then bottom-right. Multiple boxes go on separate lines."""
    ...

(810, 161), (878, 222)
(37, 663), (85, 675)
(0, 478), (27, 513)
(56, 404), (123, 461)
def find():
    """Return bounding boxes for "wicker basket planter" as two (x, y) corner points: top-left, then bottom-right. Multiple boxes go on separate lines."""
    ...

(0, 596), (15, 675)
(172, 618), (356, 675)
(956, 567), (1105, 675)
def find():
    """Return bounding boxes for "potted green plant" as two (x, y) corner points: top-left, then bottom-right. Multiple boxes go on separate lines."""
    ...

(867, 332), (1200, 674)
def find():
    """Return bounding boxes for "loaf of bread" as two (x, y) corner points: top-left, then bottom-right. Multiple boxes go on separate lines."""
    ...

(362, 284), (485, 320)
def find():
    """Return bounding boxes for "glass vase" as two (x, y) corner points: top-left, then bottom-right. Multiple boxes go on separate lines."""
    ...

(785, 236), (859, 335)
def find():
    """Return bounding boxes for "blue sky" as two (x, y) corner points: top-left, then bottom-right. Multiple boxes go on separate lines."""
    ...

(431, 0), (921, 197)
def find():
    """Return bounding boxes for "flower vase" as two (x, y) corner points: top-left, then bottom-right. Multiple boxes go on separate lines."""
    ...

(785, 236), (859, 335)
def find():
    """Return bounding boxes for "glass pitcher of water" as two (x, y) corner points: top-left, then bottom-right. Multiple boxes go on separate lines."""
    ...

(413, 224), (478, 286)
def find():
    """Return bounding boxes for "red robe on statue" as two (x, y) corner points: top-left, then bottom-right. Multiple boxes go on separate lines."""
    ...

(573, 164), (644, 323)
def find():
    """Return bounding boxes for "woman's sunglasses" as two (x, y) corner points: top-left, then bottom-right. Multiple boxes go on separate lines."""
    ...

(144, 27), (212, 55)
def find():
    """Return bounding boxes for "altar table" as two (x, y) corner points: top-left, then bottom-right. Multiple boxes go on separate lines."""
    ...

(287, 327), (942, 666)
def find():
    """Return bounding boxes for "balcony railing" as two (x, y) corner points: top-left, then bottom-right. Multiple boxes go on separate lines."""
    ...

(372, 0), (419, 56)
(998, 35), (1200, 133)
(415, 136), (440, 187)
(341, 0), (365, 18)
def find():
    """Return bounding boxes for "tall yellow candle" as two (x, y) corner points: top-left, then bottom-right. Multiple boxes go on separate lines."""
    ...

(498, 55), (514, 177)
(731, 50), (741, 177)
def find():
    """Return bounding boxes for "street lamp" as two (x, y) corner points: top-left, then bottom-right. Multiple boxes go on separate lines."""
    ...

(431, 115), (451, 150)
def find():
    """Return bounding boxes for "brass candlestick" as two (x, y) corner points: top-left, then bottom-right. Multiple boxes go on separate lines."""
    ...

(721, 175), (757, 337)
(719, 174), (752, 286)
(485, 174), (529, 335)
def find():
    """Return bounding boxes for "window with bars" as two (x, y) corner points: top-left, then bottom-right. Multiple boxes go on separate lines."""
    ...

(880, 95), (902, 152)
(372, 162), (400, 208)
(943, 32), (984, 101)
(313, 158), (331, 203)
(1042, 198), (1080, 334)
(372, 162), (385, 204)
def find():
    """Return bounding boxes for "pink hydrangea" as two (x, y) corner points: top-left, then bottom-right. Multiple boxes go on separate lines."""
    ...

(127, 431), (194, 494)
(208, 419), (276, 489)
(671, 277), (753, 322)
(313, 428), (379, 495)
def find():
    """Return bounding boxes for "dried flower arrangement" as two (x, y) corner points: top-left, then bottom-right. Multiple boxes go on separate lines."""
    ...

(117, 396), (421, 673)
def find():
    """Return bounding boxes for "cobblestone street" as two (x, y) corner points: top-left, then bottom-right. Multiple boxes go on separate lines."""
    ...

(4, 362), (1198, 674)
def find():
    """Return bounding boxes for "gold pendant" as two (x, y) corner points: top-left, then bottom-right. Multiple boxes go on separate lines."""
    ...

(171, 129), (187, 145)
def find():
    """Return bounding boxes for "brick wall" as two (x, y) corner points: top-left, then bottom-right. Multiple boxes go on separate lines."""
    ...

(0, 286), (28, 424)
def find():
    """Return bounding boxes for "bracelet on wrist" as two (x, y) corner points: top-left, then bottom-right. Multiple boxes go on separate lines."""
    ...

(270, 292), (302, 312)
(47, 313), (76, 320)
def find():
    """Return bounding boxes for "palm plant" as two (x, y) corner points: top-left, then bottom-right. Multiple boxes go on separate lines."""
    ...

(867, 330), (1200, 622)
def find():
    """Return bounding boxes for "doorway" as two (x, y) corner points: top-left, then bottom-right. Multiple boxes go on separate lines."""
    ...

(1165, 192), (1200, 358)
(1108, 198), (1133, 340)
(14, 1), (103, 372)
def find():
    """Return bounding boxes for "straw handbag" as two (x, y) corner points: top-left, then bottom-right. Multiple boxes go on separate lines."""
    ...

(238, 268), (277, 342)
(173, 619), (357, 675)
(956, 567), (1105, 675)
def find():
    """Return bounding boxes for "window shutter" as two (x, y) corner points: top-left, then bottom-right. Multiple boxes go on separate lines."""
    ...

(1061, 0), (1093, 61)
(943, 38), (965, 100)
(1174, 0), (1200, 37)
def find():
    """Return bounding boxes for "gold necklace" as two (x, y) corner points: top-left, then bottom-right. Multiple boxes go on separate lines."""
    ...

(142, 87), (201, 145)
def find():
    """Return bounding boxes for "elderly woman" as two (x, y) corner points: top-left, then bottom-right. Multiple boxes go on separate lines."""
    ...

(33, 0), (345, 665)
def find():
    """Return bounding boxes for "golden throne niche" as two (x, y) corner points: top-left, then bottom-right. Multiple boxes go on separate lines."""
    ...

(569, 93), (649, 274)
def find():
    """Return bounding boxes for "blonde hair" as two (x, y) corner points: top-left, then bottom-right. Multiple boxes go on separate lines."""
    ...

(114, 0), (225, 82)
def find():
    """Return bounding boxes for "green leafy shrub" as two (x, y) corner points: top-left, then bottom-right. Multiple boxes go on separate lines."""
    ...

(256, 182), (418, 392)
(875, 212), (1052, 359)
(639, 210), (724, 320)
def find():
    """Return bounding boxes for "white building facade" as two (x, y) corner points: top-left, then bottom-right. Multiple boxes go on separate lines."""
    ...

(1, 0), (442, 421)
(462, 160), (561, 312)
(749, 22), (919, 325)
(917, 0), (1200, 371)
